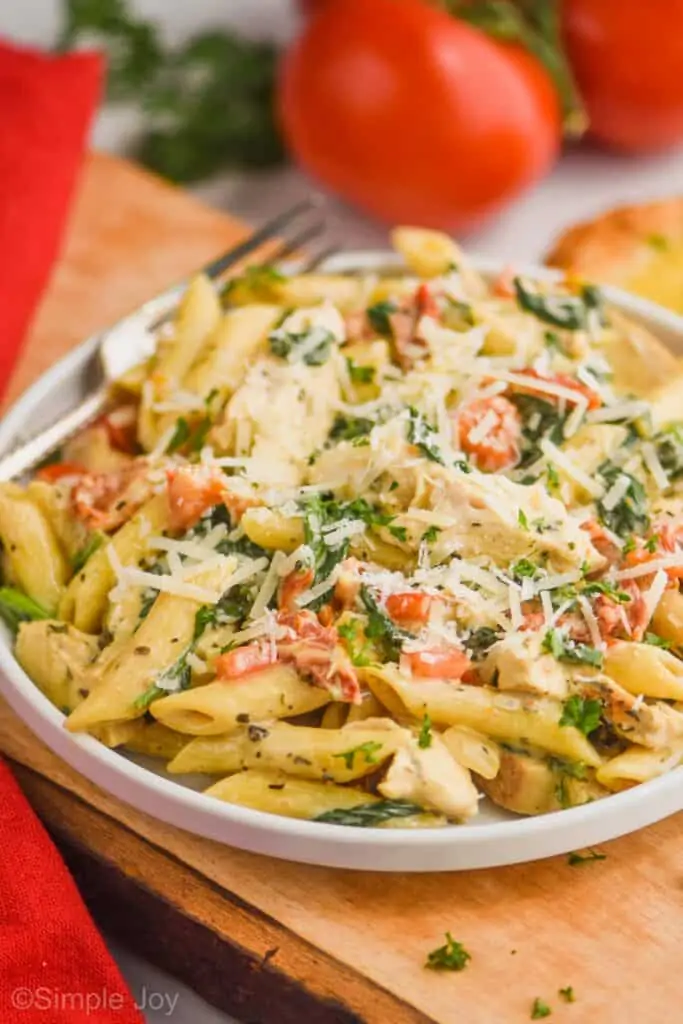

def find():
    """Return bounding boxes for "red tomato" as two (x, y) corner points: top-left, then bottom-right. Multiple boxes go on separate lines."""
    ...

(404, 647), (470, 679)
(386, 591), (433, 624)
(457, 395), (522, 473)
(278, 0), (561, 229)
(36, 461), (87, 483)
(166, 469), (226, 531)
(564, 0), (683, 151)
(215, 644), (275, 681)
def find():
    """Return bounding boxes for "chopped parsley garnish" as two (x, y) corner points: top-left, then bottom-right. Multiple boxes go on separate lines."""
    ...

(550, 759), (588, 808)
(422, 525), (441, 544)
(337, 618), (373, 666)
(530, 997), (552, 1019)
(546, 462), (560, 490)
(511, 558), (539, 579)
(567, 848), (606, 866)
(71, 532), (105, 573)
(582, 580), (631, 603)
(645, 534), (659, 554)
(269, 325), (334, 366)
(133, 684), (167, 711)
(559, 986), (576, 1003)
(0, 588), (50, 633)
(333, 741), (384, 770)
(314, 799), (423, 827)
(360, 585), (409, 661)
(166, 416), (191, 454)
(329, 414), (375, 441)
(654, 423), (683, 481)
(466, 626), (502, 661)
(597, 463), (650, 538)
(366, 300), (397, 336)
(425, 933), (471, 972)
(407, 407), (445, 465)
(559, 695), (603, 736)
(223, 263), (284, 300)
(346, 357), (375, 384)
(644, 631), (672, 649)
(511, 394), (566, 467)
(165, 390), (221, 455)
(543, 629), (604, 670)
(514, 276), (603, 331)
(388, 524), (408, 542)
(518, 508), (530, 530)
(418, 713), (433, 749)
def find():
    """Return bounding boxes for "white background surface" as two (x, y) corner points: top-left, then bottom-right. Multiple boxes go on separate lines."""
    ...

(3, 2), (683, 1021)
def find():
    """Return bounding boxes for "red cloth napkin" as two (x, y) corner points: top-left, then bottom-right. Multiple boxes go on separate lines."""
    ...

(0, 762), (144, 1023)
(0, 38), (103, 398)
(0, 38), (143, 1023)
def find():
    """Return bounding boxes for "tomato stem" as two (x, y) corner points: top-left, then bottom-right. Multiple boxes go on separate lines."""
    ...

(437, 0), (586, 136)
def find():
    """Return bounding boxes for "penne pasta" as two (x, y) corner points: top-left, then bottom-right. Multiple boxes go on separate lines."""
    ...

(11, 225), (683, 831)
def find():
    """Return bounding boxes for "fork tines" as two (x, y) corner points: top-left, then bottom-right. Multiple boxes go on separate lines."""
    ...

(203, 197), (331, 281)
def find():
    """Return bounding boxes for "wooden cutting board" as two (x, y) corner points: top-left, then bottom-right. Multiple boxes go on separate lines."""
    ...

(2, 152), (681, 1024)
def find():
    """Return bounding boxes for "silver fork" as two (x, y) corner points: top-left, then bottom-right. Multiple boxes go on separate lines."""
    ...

(0, 199), (337, 481)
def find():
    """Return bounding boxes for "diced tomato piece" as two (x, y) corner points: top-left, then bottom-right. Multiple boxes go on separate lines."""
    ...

(72, 463), (153, 532)
(36, 461), (87, 483)
(279, 565), (315, 612)
(166, 468), (226, 531)
(385, 591), (433, 624)
(580, 518), (621, 565)
(98, 407), (138, 454)
(277, 610), (361, 703)
(511, 369), (602, 411)
(414, 282), (439, 318)
(492, 266), (516, 299)
(215, 643), (276, 681)
(403, 646), (470, 680)
(457, 395), (522, 472)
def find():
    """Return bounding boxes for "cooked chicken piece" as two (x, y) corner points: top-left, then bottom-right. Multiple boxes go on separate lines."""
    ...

(480, 632), (569, 700)
(424, 465), (605, 573)
(573, 673), (683, 749)
(378, 735), (479, 821)
(479, 748), (606, 815)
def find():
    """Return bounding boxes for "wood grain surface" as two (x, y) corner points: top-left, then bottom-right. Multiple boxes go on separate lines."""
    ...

(1, 152), (680, 1024)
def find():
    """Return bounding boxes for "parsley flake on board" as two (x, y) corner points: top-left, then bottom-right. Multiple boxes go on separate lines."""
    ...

(567, 849), (606, 866)
(530, 997), (552, 1019)
(425, 933), (471, 972)
(333, 741), (384, 770)
(542, 629), (604, 670)
(314, 800), (423, 827)
(559, 695), (602, 736)
(559, 986), (576, 1003)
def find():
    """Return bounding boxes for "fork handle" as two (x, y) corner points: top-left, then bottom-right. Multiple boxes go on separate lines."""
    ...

(0, 385), (108, 481)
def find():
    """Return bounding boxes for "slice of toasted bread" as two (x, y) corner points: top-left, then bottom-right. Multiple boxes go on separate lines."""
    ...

(545, 198), (683, 314)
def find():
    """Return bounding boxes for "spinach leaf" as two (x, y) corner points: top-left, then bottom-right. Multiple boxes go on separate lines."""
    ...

(315, 799), (424, 827)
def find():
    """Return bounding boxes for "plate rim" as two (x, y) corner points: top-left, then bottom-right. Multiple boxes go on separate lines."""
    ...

(3, 250), (683, 871)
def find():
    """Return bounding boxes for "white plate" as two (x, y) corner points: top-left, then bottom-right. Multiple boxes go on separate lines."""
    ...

(3, 252), (683, 873)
